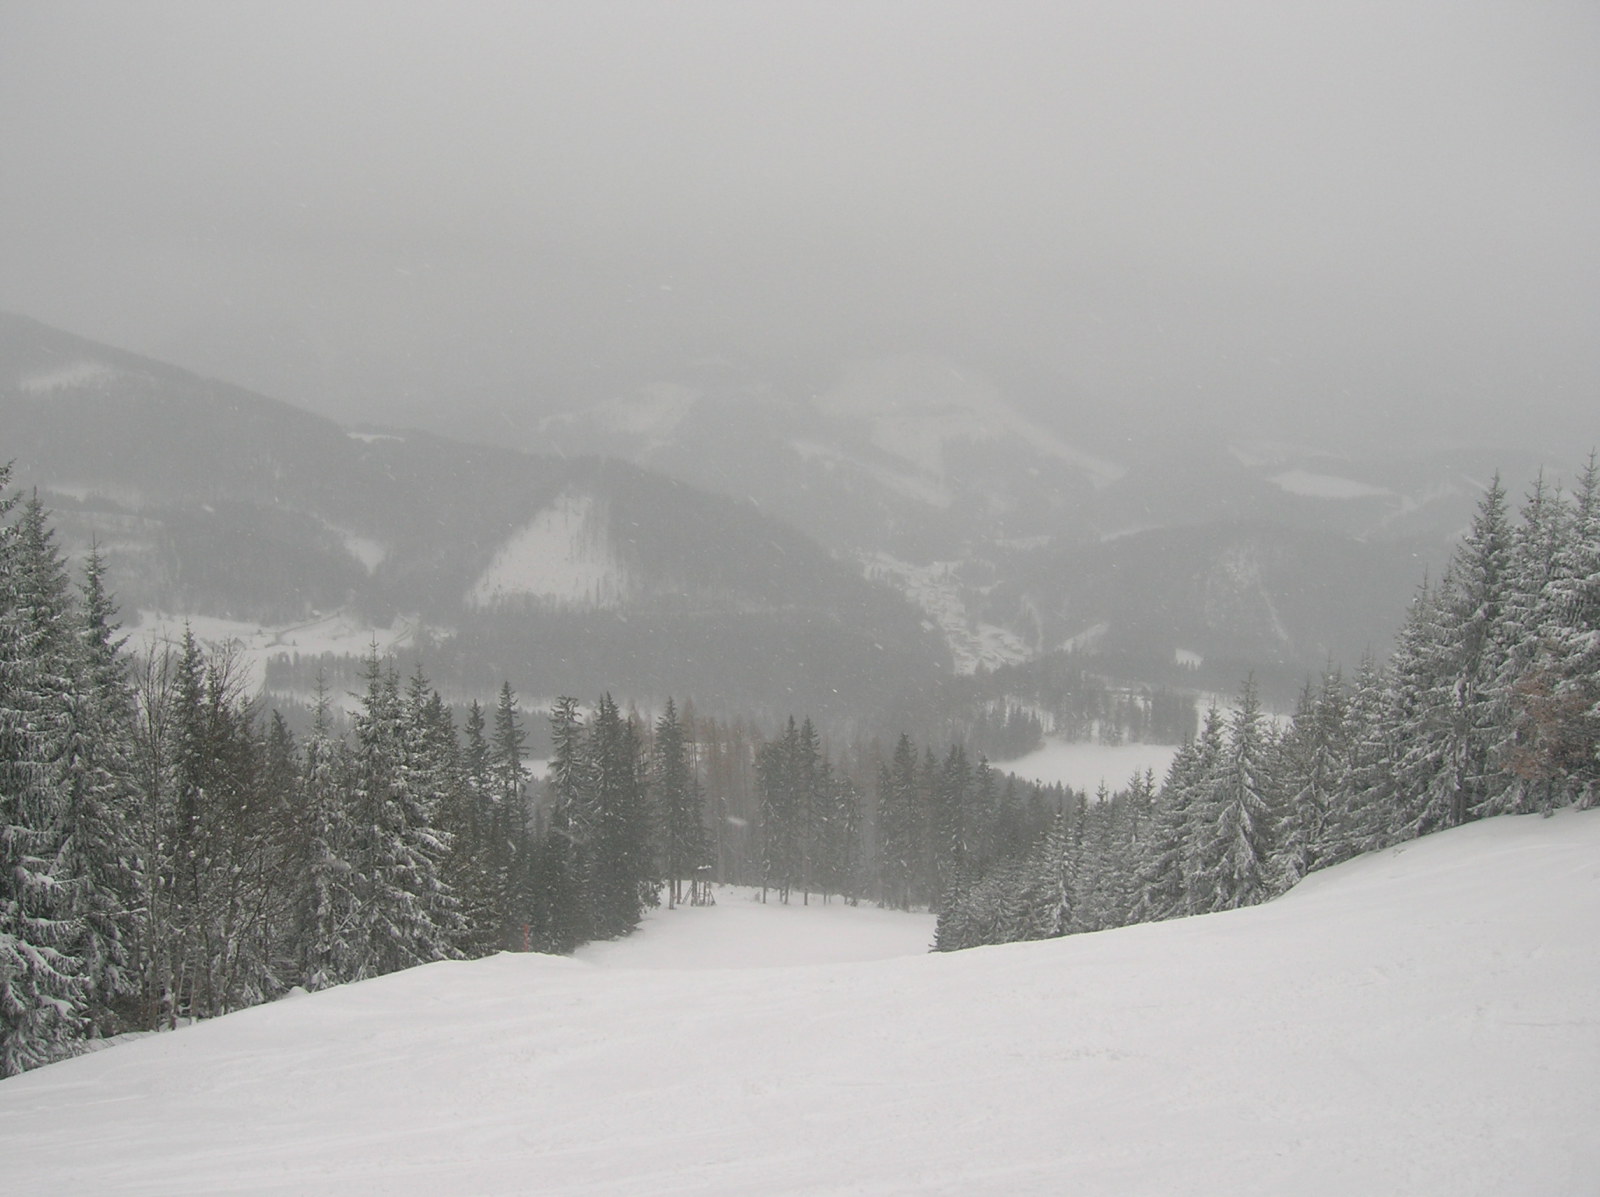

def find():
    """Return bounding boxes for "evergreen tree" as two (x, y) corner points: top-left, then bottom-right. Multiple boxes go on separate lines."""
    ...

(757, 718), (803, 903)
(1486, 474), (1573, 814)
(586, 695), (651, 938)
(875, 734), (920, 910)
(1173, 705), (1226, 915)
(1192, 678), (1276, 911)
(653, 699), (707, 909)
(1398, 479), (1513, 830)
(1323, 653), (1400, 864)
(1273, 668), (1349, 885)
(0, 483), (86, 1073)
(487, 682), (532, 948)
(813, 755), (862, 904)
(347, 651), (457, 977)
(298, 678), (358, 990)
(540, 697), (592, 952)
(1521, 456), (1600, 808)
(931, 744), (972, 912)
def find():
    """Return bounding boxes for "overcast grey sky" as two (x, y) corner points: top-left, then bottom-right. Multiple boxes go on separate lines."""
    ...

(2, 0), (1596, 453)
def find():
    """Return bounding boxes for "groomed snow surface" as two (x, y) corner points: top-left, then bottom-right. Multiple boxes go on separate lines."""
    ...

(5, 812), (1598, 1195)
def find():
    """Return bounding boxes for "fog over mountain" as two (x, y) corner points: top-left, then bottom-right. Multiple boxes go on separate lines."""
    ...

(3, 1), (1596, 456)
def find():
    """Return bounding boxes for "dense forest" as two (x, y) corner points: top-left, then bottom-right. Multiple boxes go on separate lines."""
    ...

(5, 460), (1599, 1078)
(936, 466), (1600, 947)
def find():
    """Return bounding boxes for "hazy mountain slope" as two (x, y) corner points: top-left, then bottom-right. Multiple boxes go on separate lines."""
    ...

(3, 810), (1594, 1195)
(531, 349), (1557, 685)
(987, 522), (1431, 699)
(0, 311), (944, 718)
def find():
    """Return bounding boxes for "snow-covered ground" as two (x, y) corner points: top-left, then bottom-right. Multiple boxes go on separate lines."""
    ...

(1269, 468), (1394, 500)
(467, 488), (632, 610)
(574, 888), (937, 969)
(132, 609), (431, 697)
(1004, 737), (1180, 792)
(4, 811), (1597, 1195)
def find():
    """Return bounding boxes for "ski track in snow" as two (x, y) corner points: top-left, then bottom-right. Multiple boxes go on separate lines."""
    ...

(3, 812), (1597, 1195)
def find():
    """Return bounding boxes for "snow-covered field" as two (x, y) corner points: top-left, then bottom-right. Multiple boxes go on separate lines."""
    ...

(1005, 737), (1180, 792)
(4, 811), (1597, 1195)
(130, 609), (432, 698)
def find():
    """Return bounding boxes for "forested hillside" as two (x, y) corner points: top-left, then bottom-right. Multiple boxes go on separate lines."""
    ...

(937, 467), (1600, 947)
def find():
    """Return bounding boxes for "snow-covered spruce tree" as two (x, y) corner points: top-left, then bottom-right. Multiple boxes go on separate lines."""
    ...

(1516, 457), (1600, 809)
(1189, 681), (1276, 913)
(1272, 668), (1350, 887)
(930, 744), (972, 914)
(965, 755), (999, 879)
(1400, 478), (1515, 832)
(1486, 473), (1574, 815)
(346, 651), (458, 978)
(126, 640), (182, 1029)
(652, 699), (708, 909)
(584, 695), (652, 939)
(59, 544), (141, 1036)
(0, 484), (86, 1074)
(1132, 737), (1203, 923)
(874, 734), (920, 911)
(485, 682), (534, 948)
(539, 696), (593, 952)
(399, 672), (471, 956)
(812, 754), (862, 905)
(1159, 704), (1226, 917)
(170, 633), (285, 1017)
(297, 678), (359, 991)
(934, 808), (1070, 951)
(756, 717), (802, 904)
(446, 698), (508, 949)
(1321, 654), (1400, 865)
(793, 717), (823, 904)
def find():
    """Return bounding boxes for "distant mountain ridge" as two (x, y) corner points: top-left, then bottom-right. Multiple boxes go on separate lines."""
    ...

(0, 311), (944, 722)
(530, 348), (1557, 697)
(3, 310), (1560, 720)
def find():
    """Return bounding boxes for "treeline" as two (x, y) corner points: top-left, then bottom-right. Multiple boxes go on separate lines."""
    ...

(746, 720), (1065, 910)
(936, 465), (1600, 949)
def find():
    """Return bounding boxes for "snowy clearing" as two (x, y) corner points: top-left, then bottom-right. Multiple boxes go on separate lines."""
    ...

(466, 488), (631, 609)
(18, 360), (121, 393)
(1269, 468), (1393, 500)
(1005, 737), (1179, 792)
(132, 609), (431, 695)
(3, 810), (1597, 1195)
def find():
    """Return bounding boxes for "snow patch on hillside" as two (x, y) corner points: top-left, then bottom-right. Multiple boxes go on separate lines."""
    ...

(796, 438), (954, 507)
(1061, 621), (1108, 652)
(340, 533), (386, 573)
(866, 552), (1029, 673)
(816, 355), (1124, 488)
(596, 382), (699, 440)
(1270, 469), (1393, 500)
(40, 482), (147, 509)
(133, 610), (431, 696)
(17, 360), (121, 393)
(467, 489), (631, 609)
(1006, 737), (1180, 792)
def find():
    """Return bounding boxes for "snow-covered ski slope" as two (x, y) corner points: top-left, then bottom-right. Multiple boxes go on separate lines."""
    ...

(5, 811), (1597, 1195)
